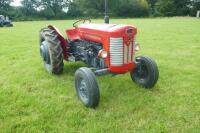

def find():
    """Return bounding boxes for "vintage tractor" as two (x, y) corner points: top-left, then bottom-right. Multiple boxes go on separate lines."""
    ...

(39, 0), (159, 108)
(0, 15), (13, 27)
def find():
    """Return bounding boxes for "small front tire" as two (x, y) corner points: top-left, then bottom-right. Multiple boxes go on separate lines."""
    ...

(131, 56), (159, 88)
(75, 67), (100, 108)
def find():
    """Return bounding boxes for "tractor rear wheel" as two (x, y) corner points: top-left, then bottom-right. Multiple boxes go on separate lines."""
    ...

(6, 23), (13, 27)
(131, 56), (159, 88)
(39, 28), (64, 74)
(75, 67), (100, 108)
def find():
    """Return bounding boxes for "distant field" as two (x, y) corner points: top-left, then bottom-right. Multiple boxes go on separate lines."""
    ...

(0, 17), (200, 132)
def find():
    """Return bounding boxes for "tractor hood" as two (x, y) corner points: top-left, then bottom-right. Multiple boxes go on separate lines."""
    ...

(66, 23), (137, 44)
(78, 23), (137, 34)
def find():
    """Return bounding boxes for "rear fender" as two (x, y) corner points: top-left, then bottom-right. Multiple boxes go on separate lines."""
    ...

(66, 29), (80, 41)
(48, 25), (69, 60)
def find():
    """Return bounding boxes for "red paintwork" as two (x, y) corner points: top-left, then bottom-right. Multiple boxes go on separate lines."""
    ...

(66, 23), (137, 74)
(109, 62), (135, 74)
(48, 25), (69, 60)
(66, 29), (80, 41)
(50, 23), (138, 74)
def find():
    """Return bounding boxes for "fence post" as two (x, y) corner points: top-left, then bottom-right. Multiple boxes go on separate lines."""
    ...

(197, 11), (200, 18)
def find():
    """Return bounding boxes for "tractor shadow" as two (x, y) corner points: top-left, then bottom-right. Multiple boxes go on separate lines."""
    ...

(63, 62), (87, 76)
(98, 75), (160, 109)
(62, 62), (160, 109)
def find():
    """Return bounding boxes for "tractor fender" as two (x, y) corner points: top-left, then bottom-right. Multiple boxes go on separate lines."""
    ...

(48, 25), (69, 60)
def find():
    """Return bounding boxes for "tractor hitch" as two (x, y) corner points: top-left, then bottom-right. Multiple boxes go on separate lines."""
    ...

(104, 0), (109, 24)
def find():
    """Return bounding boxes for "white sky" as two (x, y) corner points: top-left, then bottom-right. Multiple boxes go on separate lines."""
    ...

(11, 0), (22, 7)
(10, 0), (68, 12)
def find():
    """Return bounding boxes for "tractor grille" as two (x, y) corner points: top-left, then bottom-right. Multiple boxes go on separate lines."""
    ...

(110, 37), (134, 66)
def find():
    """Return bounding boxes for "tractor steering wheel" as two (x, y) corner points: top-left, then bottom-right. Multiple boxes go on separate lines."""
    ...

(73, 18), (91, 28)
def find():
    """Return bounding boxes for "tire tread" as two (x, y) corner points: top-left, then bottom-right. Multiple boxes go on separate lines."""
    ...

(40, 27), (64, 74)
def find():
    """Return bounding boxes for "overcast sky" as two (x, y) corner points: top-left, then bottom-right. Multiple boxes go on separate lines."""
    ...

(11, 0), (22, 6)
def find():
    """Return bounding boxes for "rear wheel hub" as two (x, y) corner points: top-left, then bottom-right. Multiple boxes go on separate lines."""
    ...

(40, 41), (51, 64)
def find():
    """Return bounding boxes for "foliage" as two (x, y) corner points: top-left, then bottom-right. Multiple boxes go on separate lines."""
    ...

(67, 0), (106, 17)
(0, 0), (13, 15)
(156, 0), (190, 16)
(67, 0), (149, 17)
(156, 0), (176, 16)
(147, 0), (158, 14)
(111, 0), (149, 17)
(21, 0), (38, 16)
(0, 0), (199, 22)
(39, 0), (70, 17)
(67, 1), (83, 18)
(190, 0), (200, 16)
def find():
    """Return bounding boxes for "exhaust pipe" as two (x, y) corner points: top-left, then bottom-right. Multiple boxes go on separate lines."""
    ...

(104, 0), (109, 24)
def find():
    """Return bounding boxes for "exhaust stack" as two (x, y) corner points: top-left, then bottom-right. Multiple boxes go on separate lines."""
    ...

(104, 0), (109, 24)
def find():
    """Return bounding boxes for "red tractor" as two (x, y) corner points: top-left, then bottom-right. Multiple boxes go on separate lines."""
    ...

(39, 0), (159, 108)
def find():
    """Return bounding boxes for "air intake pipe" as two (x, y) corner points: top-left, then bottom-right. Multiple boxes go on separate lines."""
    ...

(104, 0), (109, 24)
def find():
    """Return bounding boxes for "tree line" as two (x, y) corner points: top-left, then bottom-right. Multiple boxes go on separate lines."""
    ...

(0, 0), (200, 21)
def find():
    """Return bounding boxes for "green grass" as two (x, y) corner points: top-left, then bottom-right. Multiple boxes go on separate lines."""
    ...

(0, 17), (200, 132)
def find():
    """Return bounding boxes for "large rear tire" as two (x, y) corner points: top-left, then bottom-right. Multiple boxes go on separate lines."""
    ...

(75, 67), (100, 108)
(7, 23), (13, 27)
(39, 28), (64, 74)
(131, 56), (159, 88)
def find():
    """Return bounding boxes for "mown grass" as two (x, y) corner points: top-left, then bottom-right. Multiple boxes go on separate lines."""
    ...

(0, 17), (200, 132)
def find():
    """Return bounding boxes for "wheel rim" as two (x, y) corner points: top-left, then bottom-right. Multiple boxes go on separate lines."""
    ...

(40, 41), (51, 64)
(77, 79), (89, 104)
(135, 62), (149, 81)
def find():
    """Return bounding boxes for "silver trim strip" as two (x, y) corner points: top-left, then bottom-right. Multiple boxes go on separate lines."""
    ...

(128, 42), (133, 63)
(124, 45), (128, 64)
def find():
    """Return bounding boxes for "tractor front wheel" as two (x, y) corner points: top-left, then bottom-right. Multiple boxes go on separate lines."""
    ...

(39, 28), (64, 74)
(131, 56), (159, 88)
(75, 67), (100, 108)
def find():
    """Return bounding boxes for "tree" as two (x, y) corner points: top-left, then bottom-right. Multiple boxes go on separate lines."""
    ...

(40, 0), (70, 17)
(0, 0), (13, 15)
(174, 0), (190, 15)
(70, 0), (105, 17)
(156, 0), (175, 16)
(190, 0), (200, 16)
(67, 1), (83, 17)
(156, 0), (190, 16)
(113, 0), (149, 17)
(147, 0), (158, 14)
(69, 0), (149, 17)
(21, 0), (38, 16)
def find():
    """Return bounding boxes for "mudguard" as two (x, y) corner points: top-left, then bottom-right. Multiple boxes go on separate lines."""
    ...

(48, 25), (69, 60)
(66, 29), (80, 41)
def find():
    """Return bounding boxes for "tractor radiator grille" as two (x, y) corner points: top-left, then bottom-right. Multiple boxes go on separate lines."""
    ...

(110, 37), (134, 66)
(110, 38), (123, 66)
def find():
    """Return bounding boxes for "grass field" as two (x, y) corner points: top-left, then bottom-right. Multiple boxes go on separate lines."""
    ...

(0, 17), (200, 132)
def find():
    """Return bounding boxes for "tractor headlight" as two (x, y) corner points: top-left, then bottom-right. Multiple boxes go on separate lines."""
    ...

(134, 42), (140, 51)
(98, 50), (108, 58)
